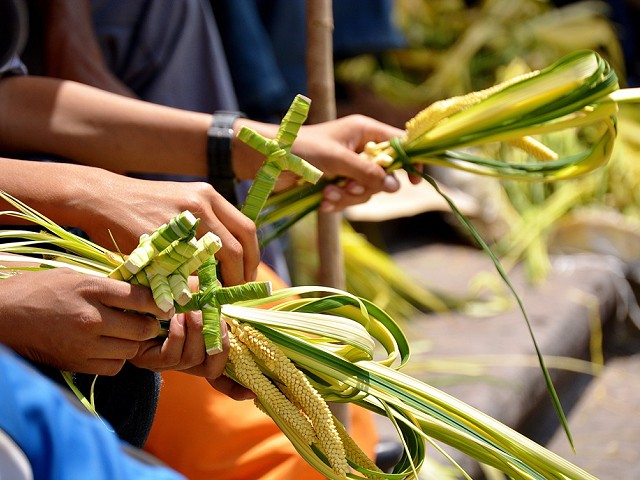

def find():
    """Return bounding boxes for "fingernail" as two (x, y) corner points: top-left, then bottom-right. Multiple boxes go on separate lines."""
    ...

(156, 308), (175, 321)
(320, 201), (335, 212)
(220, 319), (228, 340)
(383, 174), (400, 192)
(325, 189), (342, 202)
(347, 184), (365, 195)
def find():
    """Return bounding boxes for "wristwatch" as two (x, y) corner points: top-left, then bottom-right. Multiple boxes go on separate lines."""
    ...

(207, 111), (245, 205)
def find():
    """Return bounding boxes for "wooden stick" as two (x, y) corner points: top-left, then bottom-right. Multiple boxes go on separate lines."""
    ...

(305, 0), (350, 429)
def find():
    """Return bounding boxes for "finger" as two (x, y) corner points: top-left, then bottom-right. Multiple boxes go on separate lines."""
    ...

(133, 312), (205, 372)
(208, 375), (256, 401)
(382, 174), (401, 192)
(98, 307), (162, 341)
(187, 274), (200, 292)
(130, 338), (167, 371)
(157, 313), (189, 368)
(352, 116), (404, 146)
(195, 221), (244, 286)
(180, 319), (229, 378)
(209, 203), (259, 285)
(179, 310), (206, 368)
(408, 165), (424, 184)
(97, 278), (171, 319)
(320, 183), (372, 212)
(214, 239), (245, 286)
(76, 358), (128, 376)
(273, 170), (299, 192)
(198, 348), (228, 379)
(329, 149), (388, 189)
(408, 173), (423, 185)
(85, 336), (142, 361)
(224, 227), (260, 284)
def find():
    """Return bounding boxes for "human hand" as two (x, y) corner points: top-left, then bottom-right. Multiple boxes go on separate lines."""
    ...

(74, 174), (260, 286)
(208, 375), (256, 401)
(131, 309), (254, 401)
(0, 268), (166, 375)
(294, 115), (425, 212)
(130, 310), (226, 378)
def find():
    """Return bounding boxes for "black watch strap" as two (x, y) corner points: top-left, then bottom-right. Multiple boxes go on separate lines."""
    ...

(207, 111), (244, 205)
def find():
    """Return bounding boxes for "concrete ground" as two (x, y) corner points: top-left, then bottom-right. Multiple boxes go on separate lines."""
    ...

(369, 237), (639, 479)
(546, 339), (640, 479)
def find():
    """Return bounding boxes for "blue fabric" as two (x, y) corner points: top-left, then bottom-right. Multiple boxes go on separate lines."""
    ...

(212, 0), (407, 119)
(0, 0), (28, 70)
(0, 345), (184, 480)
(68, 363), (161, 449)
(0, 54), (27, 77)
(606, 0), (639, 86)
(211, 0), (291, 120)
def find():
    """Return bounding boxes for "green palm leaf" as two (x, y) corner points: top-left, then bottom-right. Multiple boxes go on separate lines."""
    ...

(0, 192), (598, 479)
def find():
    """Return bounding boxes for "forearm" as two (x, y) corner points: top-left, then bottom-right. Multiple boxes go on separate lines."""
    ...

(0, 157), (189, 249)
(0, 76), (210, 176)
(0, 158), (261, 285)
(0, 157), (124, 229)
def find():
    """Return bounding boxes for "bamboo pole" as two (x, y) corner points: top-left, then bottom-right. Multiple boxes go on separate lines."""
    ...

(305, 0), (350, 429)
(306, 0), (344, 291)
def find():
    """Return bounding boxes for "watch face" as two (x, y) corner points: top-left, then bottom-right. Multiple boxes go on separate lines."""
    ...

(0, 0), (28, 69)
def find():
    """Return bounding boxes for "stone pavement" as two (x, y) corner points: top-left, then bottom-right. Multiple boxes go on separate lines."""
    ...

(371, 240), (639, 478)
(547, 345), (640, 479)
(547, 325), (640, 480)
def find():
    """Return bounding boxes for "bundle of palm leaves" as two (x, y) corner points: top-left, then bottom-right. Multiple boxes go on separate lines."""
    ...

(0, 191), (597, 479)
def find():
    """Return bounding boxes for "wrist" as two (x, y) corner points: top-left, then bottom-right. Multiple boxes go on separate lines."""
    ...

(54, 164), (119, 230)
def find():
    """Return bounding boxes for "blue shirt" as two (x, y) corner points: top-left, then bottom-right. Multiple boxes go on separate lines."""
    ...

(0, 54), (27, 78)
(0, 346), (185, 480)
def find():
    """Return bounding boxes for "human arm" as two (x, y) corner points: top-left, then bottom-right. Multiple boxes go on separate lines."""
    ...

(0, 76), (410, 213)
(0, 158), (253, 395)
(39, 0), (407, 209)
(0, 229), (247, 397)
(0, 76), (210, 176)
(0, 157), (259, 286)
